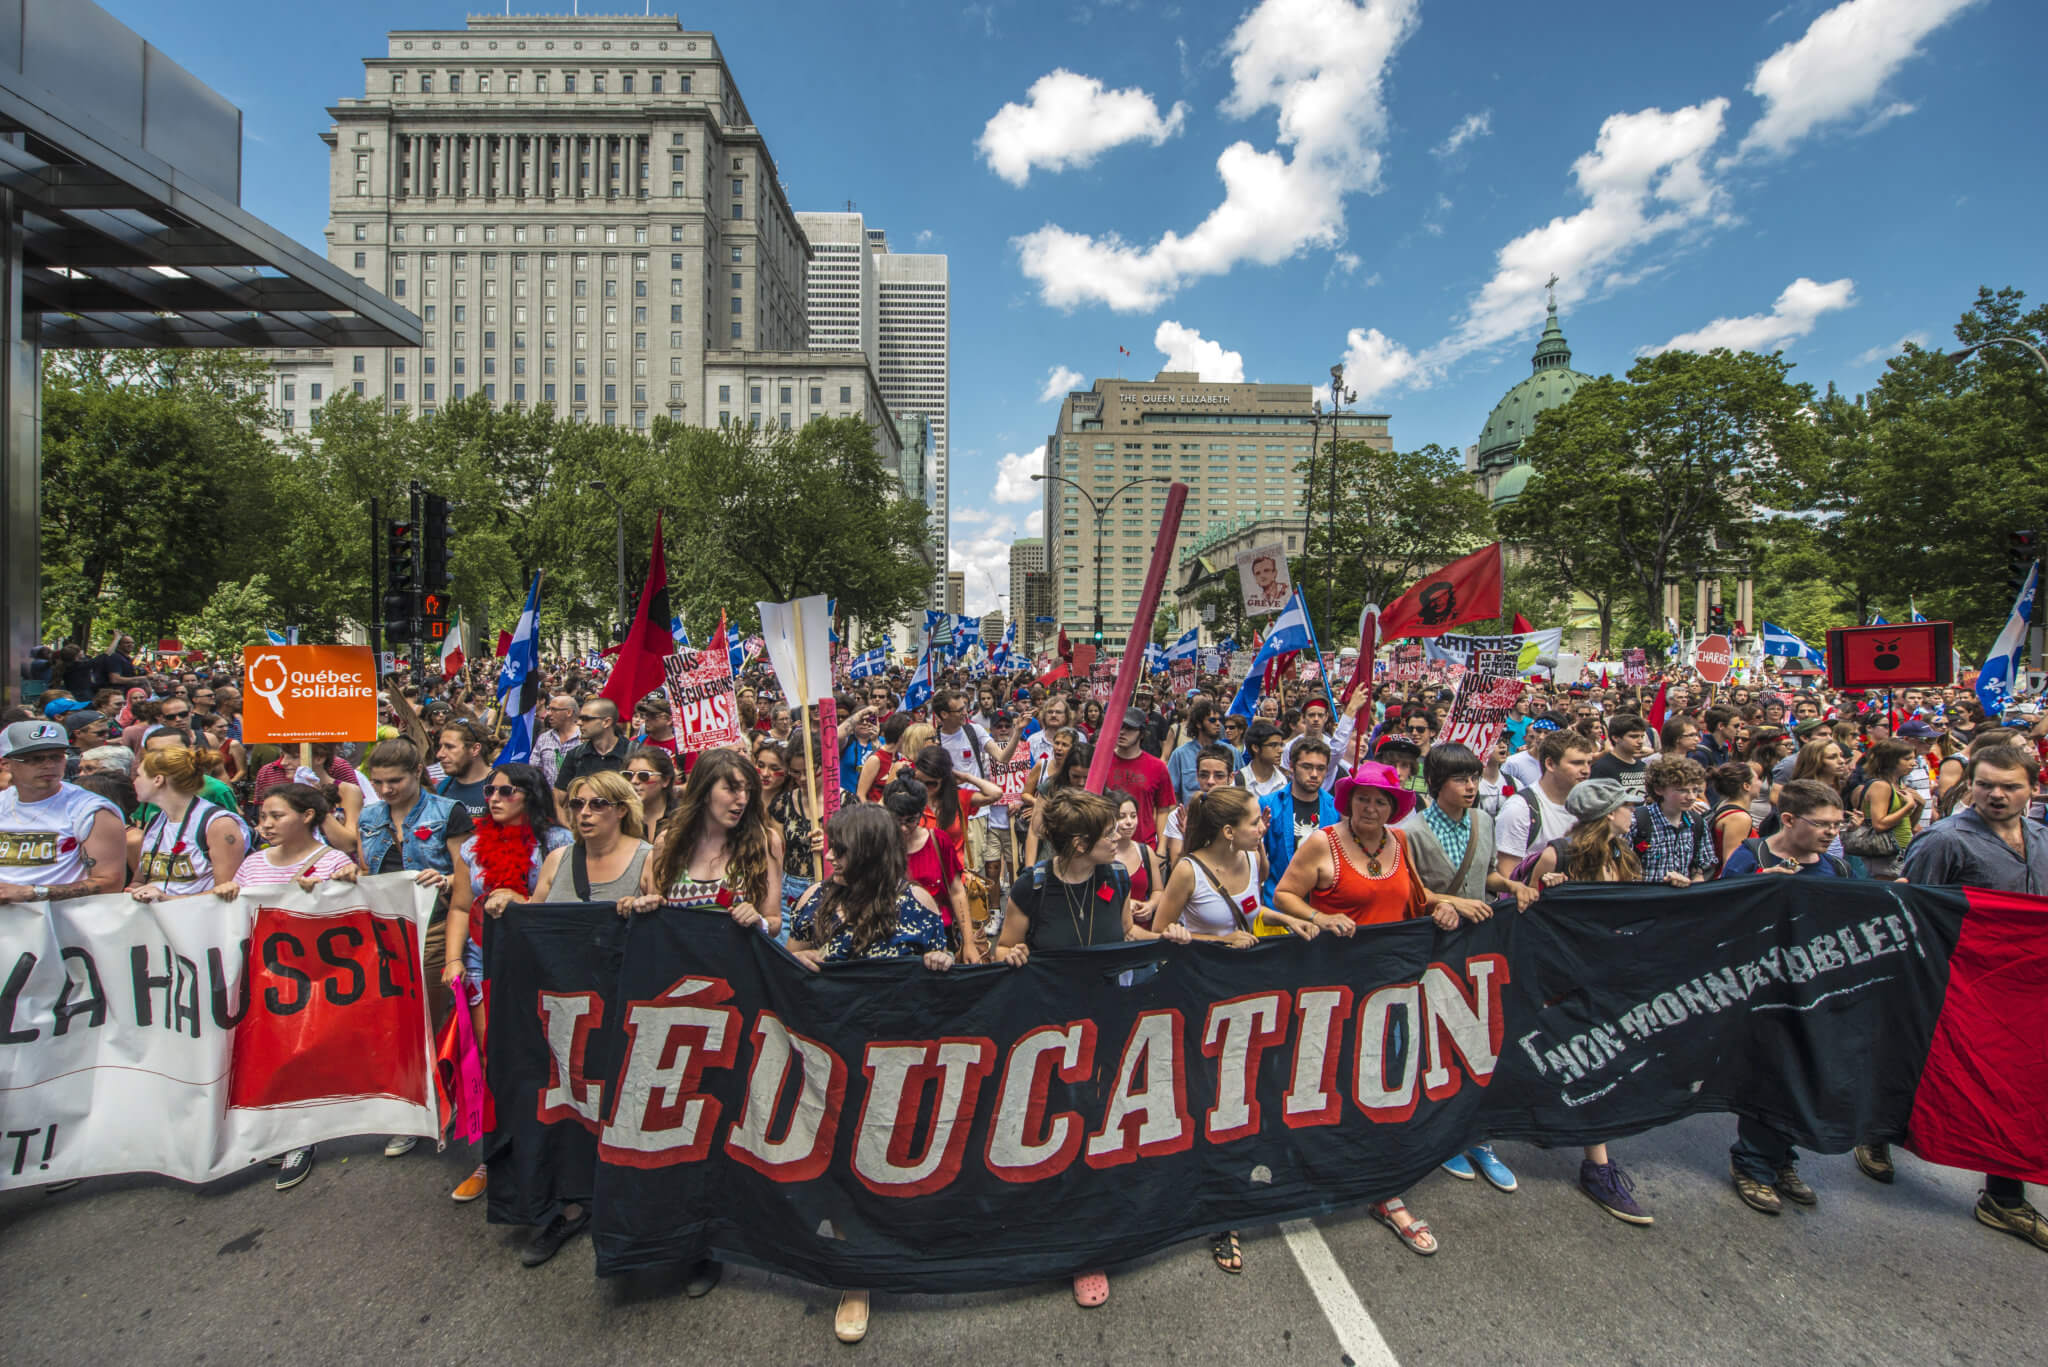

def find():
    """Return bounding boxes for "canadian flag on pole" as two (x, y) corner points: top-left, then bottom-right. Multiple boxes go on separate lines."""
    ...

(439, 608), (466, 680)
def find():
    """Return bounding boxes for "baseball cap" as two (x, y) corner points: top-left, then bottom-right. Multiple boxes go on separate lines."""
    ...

(1897, 719), (1939, 739)
(60, 710), (106, 736)
(1122, 706), (1148, 732)
(990, 708), (1014, 725)
(0, 719), (70, 758)
(1793, 718), (1831, 738)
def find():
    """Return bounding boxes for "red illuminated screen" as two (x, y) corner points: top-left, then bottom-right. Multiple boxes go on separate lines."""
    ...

(1826, 622), (1953, 689)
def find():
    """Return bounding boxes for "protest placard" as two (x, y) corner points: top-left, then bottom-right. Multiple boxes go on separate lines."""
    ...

(1440, 647), (1525, 754)
(1623, 647), (1649, 687)
(663, 646), (743, 753)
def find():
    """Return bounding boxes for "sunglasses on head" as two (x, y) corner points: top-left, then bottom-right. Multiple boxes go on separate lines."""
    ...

(566, 796), (616, 812)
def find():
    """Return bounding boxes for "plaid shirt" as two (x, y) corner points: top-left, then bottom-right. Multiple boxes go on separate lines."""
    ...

(1423, 802), (1472, 871)
(1637, 803), (1713, 882)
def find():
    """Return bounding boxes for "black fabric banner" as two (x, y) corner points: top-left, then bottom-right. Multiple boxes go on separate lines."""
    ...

(484, 879), (2037, 1292)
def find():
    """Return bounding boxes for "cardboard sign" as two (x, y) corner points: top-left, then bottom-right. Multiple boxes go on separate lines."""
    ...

(1089, 653), (1118, 703)
(991, 756), (1033, 803)
(1236, 542), (1293, 617)
(1440, 647), (1525, 755)
(663, 649), (744, 753)
(1390, 643), (1426, 682)
(240, 645), (379, 743)
(1623, 648), (1649, 687)
(1169, 659), (1197, 696)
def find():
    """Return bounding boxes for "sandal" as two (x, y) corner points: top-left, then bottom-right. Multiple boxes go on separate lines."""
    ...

(834, 1290), (870, 1343)
(1071, 1268), (1109, 1307)
(1210, 1230), (1243, 1275)
(1373, 1198), (1438, 1256)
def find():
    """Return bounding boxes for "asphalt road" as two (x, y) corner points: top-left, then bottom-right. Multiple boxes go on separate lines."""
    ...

(2, 1115), (2037, 1366)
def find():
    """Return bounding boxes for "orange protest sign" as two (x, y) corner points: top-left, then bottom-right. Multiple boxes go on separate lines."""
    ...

(240, 645), (380, 743)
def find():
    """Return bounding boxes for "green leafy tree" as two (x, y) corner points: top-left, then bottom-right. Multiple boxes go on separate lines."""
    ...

(1292, 441), (1495, 644)
(1505, 349), (1822, 635)
(177, 574), (280, 659)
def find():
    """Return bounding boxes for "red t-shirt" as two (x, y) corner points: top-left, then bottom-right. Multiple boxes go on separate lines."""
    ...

(1103, 749), (1175, 847)
(904, 821), (964, 925)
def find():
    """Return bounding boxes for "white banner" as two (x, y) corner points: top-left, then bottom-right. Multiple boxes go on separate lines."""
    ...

(0, 875), (439, 1189)
(1424, 628), (1564, 676)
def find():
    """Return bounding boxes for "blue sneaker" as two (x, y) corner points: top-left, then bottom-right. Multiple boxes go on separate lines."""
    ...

(1440, 1151), (1476, 1180)
(1468, 1143), (1518, 1193)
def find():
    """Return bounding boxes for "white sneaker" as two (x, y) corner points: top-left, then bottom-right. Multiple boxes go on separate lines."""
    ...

(383, 1135), (419, 1158)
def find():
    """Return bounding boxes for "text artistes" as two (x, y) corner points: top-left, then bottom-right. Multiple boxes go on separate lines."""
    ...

(484, 879), (2048, 1292)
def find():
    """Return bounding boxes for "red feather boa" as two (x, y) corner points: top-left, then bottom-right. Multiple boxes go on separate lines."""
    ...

(472, 817), (539, 895)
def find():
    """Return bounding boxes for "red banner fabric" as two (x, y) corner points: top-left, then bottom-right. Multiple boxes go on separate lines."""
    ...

(1377, 543), (1505, 640)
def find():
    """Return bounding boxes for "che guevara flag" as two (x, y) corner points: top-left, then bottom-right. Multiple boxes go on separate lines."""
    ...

(600, 510), (671, 713)
(1342, 542), (1505, 705)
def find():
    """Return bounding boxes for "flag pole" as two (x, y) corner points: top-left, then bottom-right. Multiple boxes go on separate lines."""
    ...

(790, 598), (825, 843)
(1086, 483), (1189, 794)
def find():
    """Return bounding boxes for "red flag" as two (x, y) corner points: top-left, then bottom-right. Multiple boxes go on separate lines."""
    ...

(1512, 613), (1535, 633)
(1057, 627), (1072, 661)
(1646, 678), (1671, 733)
(600, 511), (673, 712)
(1379, 543), (1505, 640)
(494, 630), (512, 659)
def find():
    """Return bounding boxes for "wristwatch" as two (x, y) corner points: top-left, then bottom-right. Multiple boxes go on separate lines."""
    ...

(31, 884), (50, 900)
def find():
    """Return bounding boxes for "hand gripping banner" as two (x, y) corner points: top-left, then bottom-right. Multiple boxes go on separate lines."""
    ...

(483, 880), (2048, 1291)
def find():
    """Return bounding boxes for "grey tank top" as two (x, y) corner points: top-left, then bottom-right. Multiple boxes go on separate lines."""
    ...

(545, 839), (653, 902)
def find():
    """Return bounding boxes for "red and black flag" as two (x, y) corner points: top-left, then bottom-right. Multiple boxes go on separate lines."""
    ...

(600, 510), (672, 713)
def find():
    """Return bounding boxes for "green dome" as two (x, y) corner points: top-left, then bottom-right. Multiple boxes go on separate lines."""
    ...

(1474, 299), (1593, 489)
(1490, 460), (1534, 508)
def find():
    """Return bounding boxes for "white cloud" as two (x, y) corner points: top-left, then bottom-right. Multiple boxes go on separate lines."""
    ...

(1432, 110), (1492, 159)
(1733, 0), (1981, 160)
(977, 69), (1190, 187)
(1853, 330), (1930, 366)
(1154, 321), (1245, 382)
(952, 506), (994, 525)
(1343, 98), (1733, 402)
(992, 449), (1043, 503)
(1038, 364), (1085, 403)
(1015, 0), (1420, 311)
(950, 514), (1029, 617)
(1026, 508), (1045, 535)
(1646, 276), (1857, 355)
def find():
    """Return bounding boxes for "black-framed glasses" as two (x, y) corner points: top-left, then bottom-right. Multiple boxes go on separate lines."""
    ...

(484, 784), (521, 798)
(567, 797), (617, 812)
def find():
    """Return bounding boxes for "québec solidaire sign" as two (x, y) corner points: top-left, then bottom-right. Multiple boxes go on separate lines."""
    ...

(240, 645), (379, 743)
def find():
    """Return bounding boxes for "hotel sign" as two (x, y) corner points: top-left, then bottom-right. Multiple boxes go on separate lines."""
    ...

(1147, 393), (1231, 405)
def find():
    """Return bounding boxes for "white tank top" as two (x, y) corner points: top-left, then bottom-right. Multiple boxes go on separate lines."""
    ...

(136, 798), (248, 895)
(1180, 849), (1261, 937)
(0, 783), (122, 887)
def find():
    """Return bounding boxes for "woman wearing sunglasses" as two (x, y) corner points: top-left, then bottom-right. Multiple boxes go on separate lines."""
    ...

(623, 748), (678, 837)
(512, 768), (653, 1269)
(445, 763), (572, 1206)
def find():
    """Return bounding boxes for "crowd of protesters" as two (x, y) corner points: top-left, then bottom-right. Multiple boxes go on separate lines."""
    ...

(3, 633), (2042, 1345)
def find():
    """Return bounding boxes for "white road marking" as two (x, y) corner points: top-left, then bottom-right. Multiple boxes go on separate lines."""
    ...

(1281, 1217), (1401, 1367)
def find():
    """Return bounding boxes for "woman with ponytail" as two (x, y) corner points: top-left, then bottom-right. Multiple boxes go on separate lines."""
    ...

(127, 745), (249, 901)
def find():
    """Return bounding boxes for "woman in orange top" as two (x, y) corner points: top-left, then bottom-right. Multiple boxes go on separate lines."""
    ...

(1273, 760), (1485, 1258)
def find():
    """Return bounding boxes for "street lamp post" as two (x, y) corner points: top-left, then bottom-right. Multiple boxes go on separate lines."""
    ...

(1324, 362), (1357, 636)
(1032, 472), (1172, 647)
(589, 480), (628, 638)
(1950, 336), (2048, 673)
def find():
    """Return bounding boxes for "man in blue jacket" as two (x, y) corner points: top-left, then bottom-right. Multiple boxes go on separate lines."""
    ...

(1259, 736), (1338, 903)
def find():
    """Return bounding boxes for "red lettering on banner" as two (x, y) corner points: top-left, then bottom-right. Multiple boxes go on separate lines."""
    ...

(1084, 1009), (1193, 1167)
(984, 1021), (1097, 1183)
(1421, 956), (1509, 1101)
(227, 905), (427, 1111)
(1200, 993), (1288, 1143)
(536, 990), (606, 1130)
(852, 1037), (997, 1197)
(598, 976), (741, 1168)
(1281, 986), (1353, 1128)
(724, 1011), (847, 1183)
(1353, 983), (1422, 1123)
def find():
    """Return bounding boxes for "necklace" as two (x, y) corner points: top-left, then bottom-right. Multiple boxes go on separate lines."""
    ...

(1053, 856), (1095, 943)
(1351, 824), (1392, 877)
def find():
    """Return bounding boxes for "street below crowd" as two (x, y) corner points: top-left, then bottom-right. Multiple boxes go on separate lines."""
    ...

(3, 1113), (2032, 1366)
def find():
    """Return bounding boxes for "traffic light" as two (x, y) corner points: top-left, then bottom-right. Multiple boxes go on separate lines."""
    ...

(385, 517), (417, 644)
(1091, 626), (1105, 647)
(422, 493), (452, 592)
(1709, 603), (1727, 633)
(2007, 529), (2038, 592)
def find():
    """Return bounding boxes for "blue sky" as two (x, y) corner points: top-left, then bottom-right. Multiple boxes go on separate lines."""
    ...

(108, 0), (2041, 615)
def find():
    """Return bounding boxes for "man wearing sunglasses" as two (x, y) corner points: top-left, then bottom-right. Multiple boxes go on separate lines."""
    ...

(553, 698), (634, 824)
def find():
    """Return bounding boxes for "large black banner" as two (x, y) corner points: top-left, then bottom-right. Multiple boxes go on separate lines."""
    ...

(485, 880), (2048, 1292)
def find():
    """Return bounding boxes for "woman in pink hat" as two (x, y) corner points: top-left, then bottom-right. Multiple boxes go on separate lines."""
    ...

(1272, 760), (1485, 1256)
